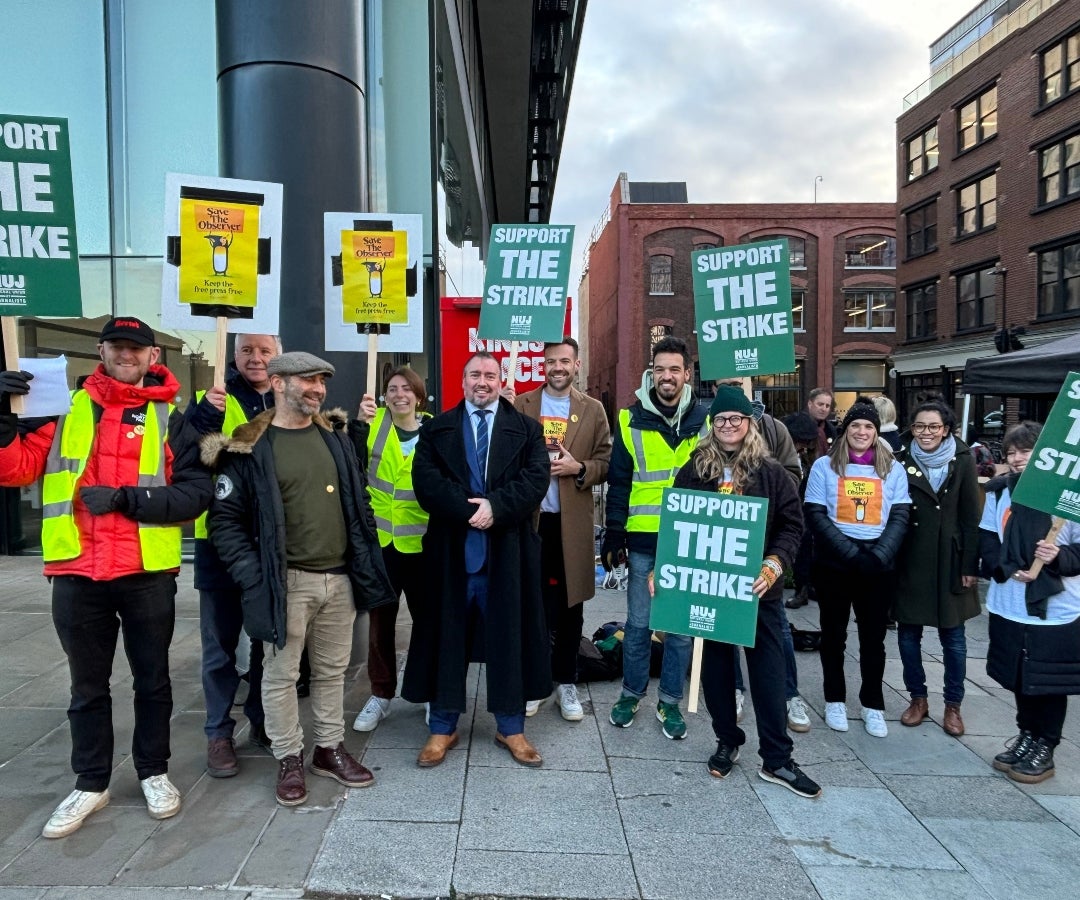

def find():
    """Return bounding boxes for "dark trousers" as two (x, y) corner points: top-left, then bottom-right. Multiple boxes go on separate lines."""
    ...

(793, 532), (815, 595)
(367, 543), (426, 699)
(539, 512), (585, 685)
(200, 587), (264, 738)
(52, 572), (176, 792)
(815, 561), (889, 710)
(1016, 693), (1068, 746)
(702, 599), (793, 770)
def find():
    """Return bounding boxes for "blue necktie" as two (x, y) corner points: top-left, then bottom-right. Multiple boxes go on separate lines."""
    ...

(474, 409), (490, 480)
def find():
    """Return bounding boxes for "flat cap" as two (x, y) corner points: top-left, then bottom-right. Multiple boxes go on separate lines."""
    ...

(266, 351), (335, 378)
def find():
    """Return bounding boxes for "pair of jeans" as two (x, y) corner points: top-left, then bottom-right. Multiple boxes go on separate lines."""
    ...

(200, 587), (264, 738)
(262, 570), (356, 759)
(814, 561), (889, 710)
(897, 623), (967, 705)
(539, 512), (586, 685)
(1015, 692), (1068, 747)
(702, 600), (793, 770)
(51, 572), (177, 792)
(621, 549), (691, 705)
(733, 610), (800, 700)
(366, 544), (425, 699)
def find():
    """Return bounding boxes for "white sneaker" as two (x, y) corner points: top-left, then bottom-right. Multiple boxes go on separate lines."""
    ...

(786, 696), (811, 733)
(735, 689), (745, 723)
(352, 695), (391, 732)
(863, 708), (888, 738)
(825, 701), (849, 732)
(556, 683), (584, 721)
(42, 789), (110, 838)
(525, 694), (549, 717)
(140, 774), (181, 820)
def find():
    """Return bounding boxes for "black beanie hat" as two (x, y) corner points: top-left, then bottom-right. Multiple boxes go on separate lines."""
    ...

(783, 411), (819, 443)
(709, 385), (754, 419)
(840, 400), (881, 434)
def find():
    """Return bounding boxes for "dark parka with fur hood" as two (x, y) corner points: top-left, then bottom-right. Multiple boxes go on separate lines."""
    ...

(202, 408), (396, 649)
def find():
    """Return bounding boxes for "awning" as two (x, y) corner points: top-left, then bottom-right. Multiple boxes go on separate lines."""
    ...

(961, 332), (1080, 395)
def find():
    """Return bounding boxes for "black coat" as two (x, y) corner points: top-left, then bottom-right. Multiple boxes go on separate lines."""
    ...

(401, 398), (551, 714)
(202, 409), (396, 649)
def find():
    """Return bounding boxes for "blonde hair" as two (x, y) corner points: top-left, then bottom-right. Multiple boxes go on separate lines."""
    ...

(828, 427), (894, 479)
(693, 419), (769, 495)
(871, 395), (896, 428)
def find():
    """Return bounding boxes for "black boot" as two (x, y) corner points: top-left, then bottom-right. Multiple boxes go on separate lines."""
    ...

(992, 730), (1035, 772)
(1008, 737), (1055, 784)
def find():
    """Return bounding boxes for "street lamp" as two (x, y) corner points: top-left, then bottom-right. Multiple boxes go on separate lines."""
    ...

(813, 175), (823, 203)
(991, 265), (1024, 353)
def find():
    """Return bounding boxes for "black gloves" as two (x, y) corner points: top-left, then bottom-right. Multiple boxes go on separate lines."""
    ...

(79, 486), (130, 516)
(0, 370), (33, 413)
(600, 527), (627, 571)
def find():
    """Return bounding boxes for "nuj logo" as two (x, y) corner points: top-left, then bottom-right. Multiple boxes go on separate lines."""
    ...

(1, 275), (25, 289)
(734, 348), (758, 363)
(690, 604), (716, 620)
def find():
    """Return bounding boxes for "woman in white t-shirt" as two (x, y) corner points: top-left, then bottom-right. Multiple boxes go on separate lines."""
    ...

(804, 399), (911, 739)
(981, 421), (1080, 784)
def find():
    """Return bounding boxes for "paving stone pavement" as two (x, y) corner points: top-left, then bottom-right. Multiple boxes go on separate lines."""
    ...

(1, 556), (1079, 899)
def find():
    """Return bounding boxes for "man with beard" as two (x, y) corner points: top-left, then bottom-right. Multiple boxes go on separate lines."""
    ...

(602, 336), (709, 739)
(514, 338), (612, 721)
(206, 352), (395, 806)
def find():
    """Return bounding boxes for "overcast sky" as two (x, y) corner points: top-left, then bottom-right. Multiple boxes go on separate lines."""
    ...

(550, 0), (981, 295)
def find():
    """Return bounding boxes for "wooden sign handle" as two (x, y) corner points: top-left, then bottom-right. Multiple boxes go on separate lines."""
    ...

(213, 317), (229, 391)
(1028, 517), (1067, 579)
(366, 331), (379, 398)
(507, 340), (520, 392)
(1, 317), (25, 415)
(687, 637), (704, 714)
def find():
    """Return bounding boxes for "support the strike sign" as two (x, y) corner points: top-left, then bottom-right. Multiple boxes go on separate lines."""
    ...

(650, 488), (769, 648)
(693, 239), (795, 380)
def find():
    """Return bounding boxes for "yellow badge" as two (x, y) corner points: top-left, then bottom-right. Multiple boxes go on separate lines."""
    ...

(571, 414), (579, 423)
(326, 485), (335, 493)
(134, 425), (145, 435)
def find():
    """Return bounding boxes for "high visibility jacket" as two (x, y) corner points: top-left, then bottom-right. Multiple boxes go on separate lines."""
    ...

(366, 407), (430, 553)
(42, 390), (180, 570)
(193, 391), (248, 540)
(618, 408), (700, 533)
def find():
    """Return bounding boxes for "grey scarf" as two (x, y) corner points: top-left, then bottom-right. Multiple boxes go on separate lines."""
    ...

(910, 434), (955, 492)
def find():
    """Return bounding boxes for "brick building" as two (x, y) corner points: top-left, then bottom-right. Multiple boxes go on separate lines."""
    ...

(582, 173), (896, 422)
(895, 0), (1080, 430)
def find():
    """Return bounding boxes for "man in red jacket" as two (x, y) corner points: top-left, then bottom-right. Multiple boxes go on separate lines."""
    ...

(0, 317), (212, 839)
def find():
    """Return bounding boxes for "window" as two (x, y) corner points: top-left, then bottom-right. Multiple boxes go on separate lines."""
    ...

(956, 172), (996, 236)
(956, 267), (997, 330)
(650, 323), (673, 348)
(905, 201), (937, 258)
(844, 290), (896, 331)
(844, 235), (896, 268)
(957, 85), (997, 152)
(905, 282), (937, 339)
(1039, 133), (1080, 205)
(791, 290), (805, 331)
(1037, 240), (1080, 317)
(755, 234), (806, 268)
(1041, 31), (1080, 105)
(648, 255), (672, 294)
(906, 124), (939, 180)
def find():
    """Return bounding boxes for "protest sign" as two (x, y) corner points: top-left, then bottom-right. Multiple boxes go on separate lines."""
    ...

(649, 487), (769, 648)
(693, 239), (795, 380)
(0, 114), (81, 317)
(1012, 371), (1080, 524)
(177, 193), (261, 308)
(340, 230), (408, 325)
(479, 224), (573, 343)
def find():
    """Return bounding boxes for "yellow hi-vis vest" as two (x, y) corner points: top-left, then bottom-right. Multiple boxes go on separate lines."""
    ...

(194, 391), (249, 540)
(366, 407), (430, 553)
(41, 390), (180, 569)
(619, 408), (704, 533)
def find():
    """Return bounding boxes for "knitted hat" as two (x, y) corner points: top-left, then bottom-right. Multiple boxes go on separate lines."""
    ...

(839, 400), (880, 434)
(709, 385), (754, 419)
(783, 411), (819, 443)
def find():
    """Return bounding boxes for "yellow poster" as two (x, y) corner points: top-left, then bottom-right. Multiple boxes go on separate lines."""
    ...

(341, 230), (408, 324)
(178, 198), (260, 307)
(836, 477), (883, 526)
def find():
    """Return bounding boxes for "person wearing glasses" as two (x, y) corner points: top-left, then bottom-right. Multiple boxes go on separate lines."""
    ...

(891, 401), (981, 737)
(672, 386), (819, 797)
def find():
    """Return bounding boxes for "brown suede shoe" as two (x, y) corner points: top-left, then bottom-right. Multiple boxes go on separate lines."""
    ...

(900, 696), (928, 727)
(311, 742), (375, 788)
(943, 704), (965, 737)
(495, 733), (543, 768)
(207, 737), (238, 778)
(276, 753), (307, 806)
(417, 732), (459, 768)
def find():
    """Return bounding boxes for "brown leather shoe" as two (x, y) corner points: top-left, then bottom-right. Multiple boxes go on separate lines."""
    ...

(207, 737), (238, 778)
(943, 703), (965, 737)
(900, 696), (928, 727)
(311, 742), (375, 788)
(276, 753), (307, 806)
(417, 732), (459, 768)
(495, 733), (543, 768)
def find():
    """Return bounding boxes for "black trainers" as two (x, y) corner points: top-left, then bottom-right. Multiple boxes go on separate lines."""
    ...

(707, 743), (740, 778)
(759, 760), (822, 798)
(1008, 737), (1055, 784)
(992, 730), (1035, 772)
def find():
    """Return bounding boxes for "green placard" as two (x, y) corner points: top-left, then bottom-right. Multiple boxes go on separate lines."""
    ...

(0, 115), (81, 317)
(649, 487), (769, 647)
(1012, 371), (1080, 523)
(479, 224), (573, 342)
(693, 239), (794, 380)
